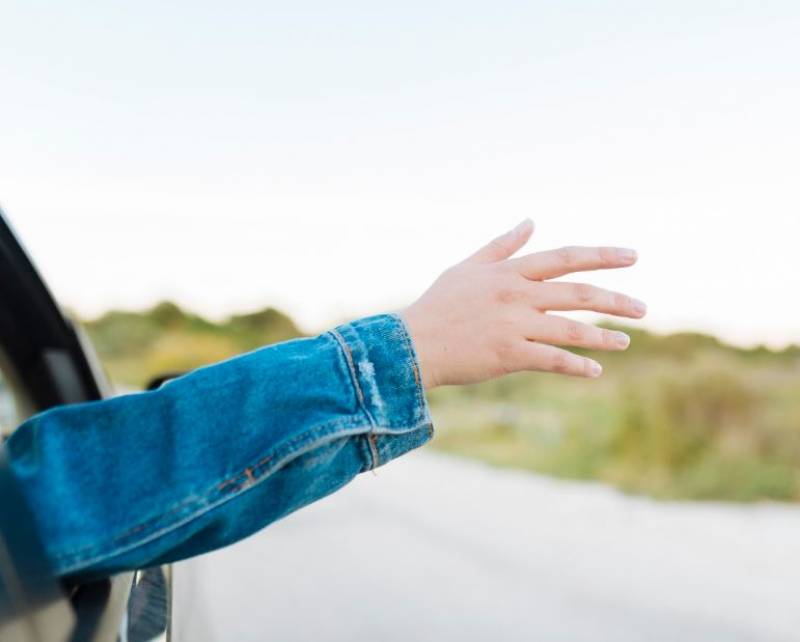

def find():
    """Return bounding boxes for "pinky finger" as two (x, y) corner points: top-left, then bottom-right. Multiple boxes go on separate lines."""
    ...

(522, 342), (603, 378)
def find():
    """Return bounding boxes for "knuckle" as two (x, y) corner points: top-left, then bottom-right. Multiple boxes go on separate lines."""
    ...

(598, 246), (616, 266)
(614, 293), (630, 311)
(488, 237), (509, 253)
(574, 283), (595, 303)
(557, 246), (576, 266)
(495, 287), (521, 305)
(601, 328), (614, 347)
(494, 337), (518, 368)
(566, 321), (584, 342)
(552, 351), (570, 373)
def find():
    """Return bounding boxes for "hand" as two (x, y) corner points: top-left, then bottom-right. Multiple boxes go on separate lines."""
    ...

(401, 219), (646, 389)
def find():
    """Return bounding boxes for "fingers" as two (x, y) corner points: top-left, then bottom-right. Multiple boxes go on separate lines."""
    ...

(467, 219), (534, 264)
(511, 245), (637, 280)
(519, 341), (603, 378)
(526, 315), (631, 351)
(531, 282), (647, 318)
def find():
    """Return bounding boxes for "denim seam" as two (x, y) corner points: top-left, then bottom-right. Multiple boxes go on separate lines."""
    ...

(55, 416), (432, 576)
(388, 313), (433, 428)
(52, 405), (418, 572)
(328, 329), (380, 469)
(366, 433), (380, 468)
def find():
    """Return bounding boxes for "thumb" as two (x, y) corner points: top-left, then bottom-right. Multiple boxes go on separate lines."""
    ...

(466, 219), (534, 263)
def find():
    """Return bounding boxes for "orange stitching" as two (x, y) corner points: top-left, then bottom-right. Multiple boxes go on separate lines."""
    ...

(367, 433), (380, 469)
(253, 455), (272, 471)
(115, 501), (190, 541)
(411, 360), (420, 387)
(218, 479), (238, 491)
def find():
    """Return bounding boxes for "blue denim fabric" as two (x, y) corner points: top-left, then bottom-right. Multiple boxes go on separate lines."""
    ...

(4, 314), (432, 579)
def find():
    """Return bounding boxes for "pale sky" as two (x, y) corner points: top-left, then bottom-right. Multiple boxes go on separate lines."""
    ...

(1, 2), (798, 347)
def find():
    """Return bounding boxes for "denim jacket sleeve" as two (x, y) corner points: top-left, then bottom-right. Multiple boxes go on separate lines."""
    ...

(4, 314), (433, 579)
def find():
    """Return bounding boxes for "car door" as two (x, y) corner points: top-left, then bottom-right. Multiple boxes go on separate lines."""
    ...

(0, 209), (171, 642)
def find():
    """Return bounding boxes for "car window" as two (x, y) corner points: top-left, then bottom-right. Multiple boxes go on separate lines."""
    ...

(0, 374), (16, 437)
(0, 349), (33, 439)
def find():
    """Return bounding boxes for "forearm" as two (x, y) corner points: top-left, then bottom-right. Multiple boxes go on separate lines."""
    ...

(5, 314), (432, 579)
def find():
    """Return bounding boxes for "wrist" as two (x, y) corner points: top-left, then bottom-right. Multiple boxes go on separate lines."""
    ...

(398, 307), (438, 390)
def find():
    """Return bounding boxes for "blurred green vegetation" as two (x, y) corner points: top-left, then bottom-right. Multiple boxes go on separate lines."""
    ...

(430, 325), (800, 502)
(83, 301), (303, 388)
(83, 305), (800, 502)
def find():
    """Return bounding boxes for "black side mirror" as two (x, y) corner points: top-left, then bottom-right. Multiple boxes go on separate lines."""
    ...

(144, 373), (186, 392)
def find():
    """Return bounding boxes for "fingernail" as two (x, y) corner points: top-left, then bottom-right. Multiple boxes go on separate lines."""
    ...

(513, 218), (533, 236)
(589, 361), (603, 377)
(614, 332), (631, 349)
(632, 299), (647, 316)
(618, 248), (638, 263)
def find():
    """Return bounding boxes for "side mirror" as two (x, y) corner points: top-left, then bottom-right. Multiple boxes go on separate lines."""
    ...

(144, 373), (185, 392)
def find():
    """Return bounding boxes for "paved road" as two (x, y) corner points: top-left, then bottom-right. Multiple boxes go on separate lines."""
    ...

(172, 452), (800, 641)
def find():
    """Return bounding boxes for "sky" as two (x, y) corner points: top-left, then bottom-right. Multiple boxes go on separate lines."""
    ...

(1, 2), (799, 347)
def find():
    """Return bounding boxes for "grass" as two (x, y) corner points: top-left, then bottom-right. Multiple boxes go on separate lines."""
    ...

(429, 351), (800, 502)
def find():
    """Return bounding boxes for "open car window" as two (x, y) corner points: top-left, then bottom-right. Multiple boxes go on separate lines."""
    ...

(0, 346), (36, 439)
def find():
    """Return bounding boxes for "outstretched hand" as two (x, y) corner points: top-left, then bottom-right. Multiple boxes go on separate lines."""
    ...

(401, 219), (646, 389)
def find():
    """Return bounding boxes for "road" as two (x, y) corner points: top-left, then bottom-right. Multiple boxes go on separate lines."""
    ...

(172, 452), (800, 641)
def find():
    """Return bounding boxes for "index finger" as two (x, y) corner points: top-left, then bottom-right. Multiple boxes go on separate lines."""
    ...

(511, 246), (638, 280)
